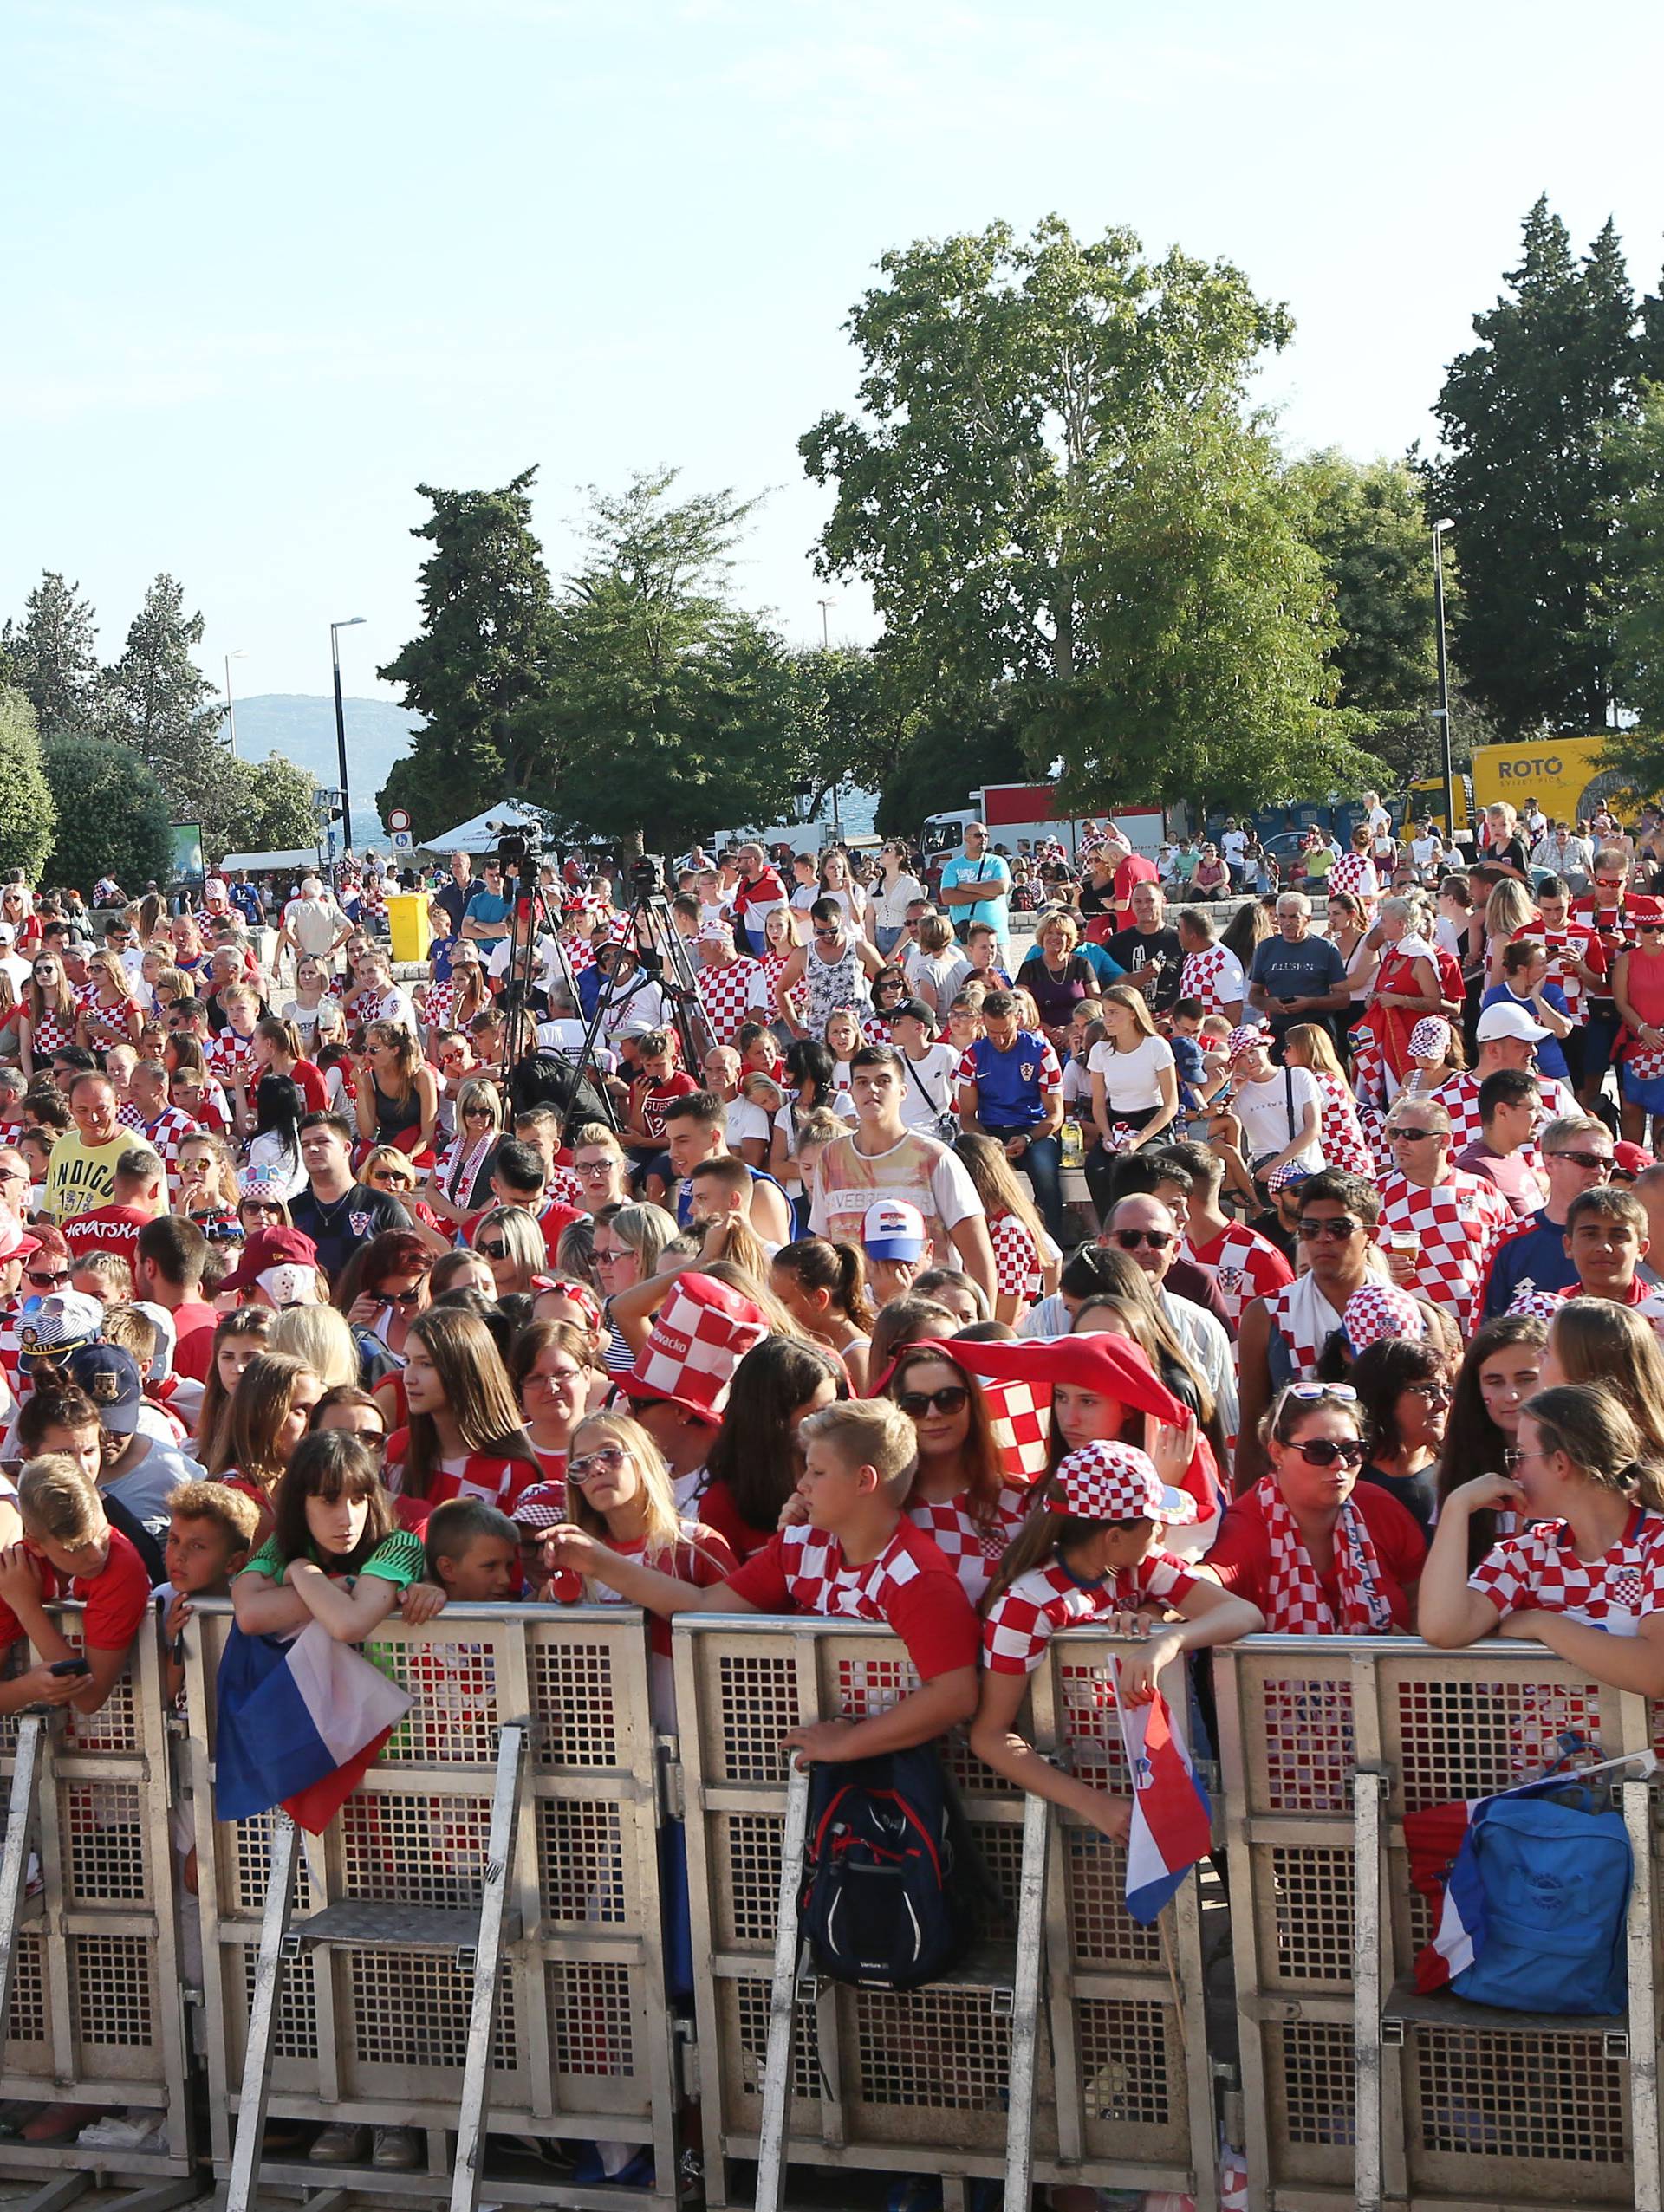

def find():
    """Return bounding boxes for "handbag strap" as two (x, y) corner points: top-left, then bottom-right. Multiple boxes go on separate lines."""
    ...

(904, 1047), (951, 1116)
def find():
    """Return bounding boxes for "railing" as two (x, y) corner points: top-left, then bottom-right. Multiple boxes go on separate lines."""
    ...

(0, 1606), (1652, 2212)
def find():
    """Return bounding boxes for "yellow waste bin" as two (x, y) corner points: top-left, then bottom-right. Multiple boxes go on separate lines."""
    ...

(387, 893), (432, 966)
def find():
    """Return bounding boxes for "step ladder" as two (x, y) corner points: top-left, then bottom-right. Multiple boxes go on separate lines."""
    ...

(224, 1721), (528, 2212)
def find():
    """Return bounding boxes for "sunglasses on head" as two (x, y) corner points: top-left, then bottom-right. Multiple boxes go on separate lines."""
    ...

(568, 1444), (626, 1484)
(1297, 1216), (1361, 1240)
(897, 1385), (969, 1417)
(1113, 1228), (1173, 1251)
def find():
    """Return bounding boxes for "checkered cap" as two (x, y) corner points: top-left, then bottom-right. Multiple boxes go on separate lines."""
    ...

(1342, 1283), (1427, 1352)
(1226, 1022), (1267, 1061)
(1408, 1017), (1450, 1060)
(621, 1271), (770, 1421)
(1050, 1441), (1198, 1526)
(1508, 1288), (1566, 1324)
(1101, 1119), (1145, 1156)
(1265, 1160), (1312, 1193)
(510, 1481), (568, 1529)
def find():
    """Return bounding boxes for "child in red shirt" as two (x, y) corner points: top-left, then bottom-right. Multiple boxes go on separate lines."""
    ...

(543, 1398), (980, 1764)
(0, 1454), (154, 1719)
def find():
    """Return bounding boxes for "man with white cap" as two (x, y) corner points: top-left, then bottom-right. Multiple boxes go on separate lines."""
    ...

(275, 874), (352, 977)
(694, 920), (770, 1047)
(1432, 1002), (1578, 1157)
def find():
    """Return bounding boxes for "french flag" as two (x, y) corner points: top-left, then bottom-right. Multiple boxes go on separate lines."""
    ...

(1116, 1679), (1213, 1924)
(215, 1622), (413, 1835)
(1407, 1797), (1490, 1990)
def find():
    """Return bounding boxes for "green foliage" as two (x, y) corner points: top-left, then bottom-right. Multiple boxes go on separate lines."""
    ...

(0, 692), (57, 882)
(509, 471), (803, 854)
(42, 736), (170, 892)
(786, 645), (916, 812)
(1021, 404), (1385, 815)
(236, 755), (322, 853)
(101, 573), (226, 797)
(1602, 384), (1664, 790)
(1, 574), (104, 742)
(873, 695), (1031, 837)
(378, 469), (554, 838)
(1428, 199), (1640, 736)
(1284, 451), (1446, 783)
(801, 214), (1291, 702)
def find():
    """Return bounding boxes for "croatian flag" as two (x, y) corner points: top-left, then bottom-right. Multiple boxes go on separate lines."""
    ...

(1115, 1676), (1212, 1924)
(215, 1622), (413, 1835)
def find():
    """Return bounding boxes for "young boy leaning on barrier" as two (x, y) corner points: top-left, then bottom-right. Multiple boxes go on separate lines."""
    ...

(0, 1454), (153, 1717)
(425, 1497), (520, 1601)
(542, 1398), (981, 1765)
(158, 1481), (261, 1705)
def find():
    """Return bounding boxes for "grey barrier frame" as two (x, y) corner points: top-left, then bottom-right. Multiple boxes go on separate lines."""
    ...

(670, 1613), (1214, 2209)
(1215, 1635), (1661, 2212)
(182, 1598), (681, 2211)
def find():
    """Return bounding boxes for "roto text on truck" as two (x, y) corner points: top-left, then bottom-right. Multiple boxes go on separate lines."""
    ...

(1469, 736), (1654, 822)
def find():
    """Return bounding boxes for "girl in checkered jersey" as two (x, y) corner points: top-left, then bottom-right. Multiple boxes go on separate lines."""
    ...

(972, 1444), (1262, 1842)
(885, 1345), (1037, 1604)
(1422, 1384), (1664, 1692)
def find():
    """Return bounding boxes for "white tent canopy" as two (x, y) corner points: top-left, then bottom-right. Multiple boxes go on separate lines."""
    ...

(422, 801), (556, 856)
(218, 848), (323, 873)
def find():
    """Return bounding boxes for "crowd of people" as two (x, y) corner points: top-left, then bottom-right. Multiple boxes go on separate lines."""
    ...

(0, 794), (1661, 2189)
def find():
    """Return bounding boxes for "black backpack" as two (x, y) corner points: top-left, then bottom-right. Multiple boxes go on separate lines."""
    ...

(797, 1746), (973, 1990)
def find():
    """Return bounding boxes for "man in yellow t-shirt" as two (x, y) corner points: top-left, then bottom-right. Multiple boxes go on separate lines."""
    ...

(44, 1074), (131, 1224)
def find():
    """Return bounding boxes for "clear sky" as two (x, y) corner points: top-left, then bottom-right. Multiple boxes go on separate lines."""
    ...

(6, 0), (1662, 708)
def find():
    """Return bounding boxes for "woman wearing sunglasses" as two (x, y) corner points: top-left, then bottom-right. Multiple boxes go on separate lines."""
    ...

(471, 1206), (545, 1299)
(426, 1080), (502, 1223)
(19, 955), (77, 1080)
(1347, 1335), (1453, 1541)
(1208, 1381), (1427, 1632)
(883, 1345), (1032, 1603)
(335, 1229), (433, 1364)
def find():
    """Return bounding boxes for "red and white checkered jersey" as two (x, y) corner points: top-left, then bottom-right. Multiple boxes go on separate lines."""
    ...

(1517, 923), (1602, 1025)
(1329, 851), (1379, 904)
(1433, 1068), (1578, 1158)
(722, 1517), (980, 1679)
(26, 1008), (75, 1058)
(1312, 1071), (1376, 1178)
(1376, 1170), (1515, 1327)
(0, 1298), (23, 1398)
(1470, 1505), (1664, 1632)
(117, 1105), (201, 1198)
(907, 1479), (1035, 1603)
(697, 957), (770, 1046)
(991, 1210), (1043, 1303)
(983, 1551), (1199, 1675)
(422, 980), (455, 1028)
(758, 950), (791, 1015)
(1183, 1221), (1293, 1332)
(207, 1028), (259, 1087)
(1179, 942), (1245, 1018)
(562, 932), (596, 979)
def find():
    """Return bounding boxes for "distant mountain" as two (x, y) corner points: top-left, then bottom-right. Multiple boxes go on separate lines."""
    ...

(224, 693), (420, 849)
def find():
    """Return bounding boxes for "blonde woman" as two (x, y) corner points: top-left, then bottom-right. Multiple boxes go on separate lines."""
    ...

(1482, 878), (1540, 988)
(20, 951), (79, 1076)
(1283, 1022), (1377, 1177)
(77, 952), (140, 1054)
(428, 1078), (503, 1221)
(1086, 984), (1178, 1211)
(472, 1206), (546, 1298)
(1016, 909), (1099, 1049)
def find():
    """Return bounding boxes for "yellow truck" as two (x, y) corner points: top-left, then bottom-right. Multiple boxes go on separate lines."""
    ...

(1469, 735), (1650, 824)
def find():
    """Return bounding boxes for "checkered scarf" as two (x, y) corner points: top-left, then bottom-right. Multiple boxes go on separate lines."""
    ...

(1252, 1476), (1394, 1634)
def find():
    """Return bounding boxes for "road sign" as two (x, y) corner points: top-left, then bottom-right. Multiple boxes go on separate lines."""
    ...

(387, 806), (412, 833)
(391, 829), (413, 853)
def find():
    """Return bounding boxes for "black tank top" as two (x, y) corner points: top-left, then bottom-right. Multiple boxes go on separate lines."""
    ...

(372, 1075), (422, 1143)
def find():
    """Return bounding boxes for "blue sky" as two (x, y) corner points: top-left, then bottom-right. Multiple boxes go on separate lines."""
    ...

(5, 0), (1663, 709)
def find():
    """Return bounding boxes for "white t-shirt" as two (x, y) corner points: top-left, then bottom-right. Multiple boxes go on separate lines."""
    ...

(896, 1042), (961, 1132)
(1410, 835), (1439, 872)
(789, 883), (819, 914)
(1232, 1064), (1323, 1173)
(1219, 830), (1246, 866)
(1088, 1033), (1175, 1115)
(821, 884), (868, 926)
(870, 873), (926, 931)
(725, 1096), (773, 1152)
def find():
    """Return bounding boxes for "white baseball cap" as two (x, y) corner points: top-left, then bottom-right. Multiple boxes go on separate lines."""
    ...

(862, 1198), (926, 1261)
(1476, 1002), (1549, 1044)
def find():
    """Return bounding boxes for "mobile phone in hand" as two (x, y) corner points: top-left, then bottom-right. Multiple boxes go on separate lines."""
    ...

(49, 1657), (91, 1678)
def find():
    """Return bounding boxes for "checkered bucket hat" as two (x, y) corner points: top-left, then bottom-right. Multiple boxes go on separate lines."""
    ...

(621, 1272), (770, 1423)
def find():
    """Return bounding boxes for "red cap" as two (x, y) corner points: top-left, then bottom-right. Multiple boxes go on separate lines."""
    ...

(221, 1224), (321, 1294)
(1613, 1141), (1654, 1177)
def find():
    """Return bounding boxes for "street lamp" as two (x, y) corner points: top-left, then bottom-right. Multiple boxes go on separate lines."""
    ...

(329, 618), (366, 860)
(1432, 521), (1455, 846)
(224, 649), (247, 757)
(815, 600), (842, 840)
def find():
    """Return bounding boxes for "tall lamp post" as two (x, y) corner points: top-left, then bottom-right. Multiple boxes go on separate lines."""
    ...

(1432, 520), (1455, 847)
(816, 598), (843, 841)
(224, 649), (246, 757)
(329, 618), (366, 860)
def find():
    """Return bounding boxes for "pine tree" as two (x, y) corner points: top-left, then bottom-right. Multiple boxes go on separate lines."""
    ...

(1428, 198), (1638, 736)
(0, 691), (58, 880)
(102, 574), (227, 798)
(0, 574), (103, 741)
(377, 469), (553, 839)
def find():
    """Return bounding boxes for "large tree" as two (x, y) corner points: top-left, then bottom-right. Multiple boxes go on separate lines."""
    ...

(1284, 451), (1446, 783)
(786, 645), (917, 814)
(1427, 199), (1638, 736)
(872, 692), (1031, 838)
(0, 691), (58, 881)
(1601, 384), (1664, 792)
(101, 573), (228, 798)
(1, 574), (104, 742)
(42, 736), (171, 892)
(378, 469), (554, 838)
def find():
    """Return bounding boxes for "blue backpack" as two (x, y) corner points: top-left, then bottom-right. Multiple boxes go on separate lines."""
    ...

(797, 1746), (972, 1991)
(1451, 1787), (1632, 2016)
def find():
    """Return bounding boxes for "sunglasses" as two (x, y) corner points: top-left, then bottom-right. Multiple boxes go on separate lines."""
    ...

(1388, 1125), (1439, 1142)
(1297, 1217), (1362, 1241)
(897, 1385), (969, 1417)
(26, 1268), (70, 1289)
(1406, 1380), (1453, 1403)
(478, 1241), (510, 1261)
(1549, 1149), (1612, 1173)
(1113, 1229), (1174, 1252)
(385, 1287), (425, 1309)
(1290, 1437), (1368, 1469)
(568, 1444), (627, 1484)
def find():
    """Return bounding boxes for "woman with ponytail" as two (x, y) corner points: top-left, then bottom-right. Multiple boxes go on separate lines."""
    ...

(971, 1443), (1262, 1839)
(770, 1236), (875, 1391)
(1421, 1383), (1664, 1692)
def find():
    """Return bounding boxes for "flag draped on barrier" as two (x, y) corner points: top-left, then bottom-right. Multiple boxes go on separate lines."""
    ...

(1115, 1676), (1212, 1924)
(215, 1620), (413, 1833)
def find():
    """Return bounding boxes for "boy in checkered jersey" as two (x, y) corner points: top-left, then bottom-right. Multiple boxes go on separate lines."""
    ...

(972, 1444), (1261, 1841)
(542, 1398), (980, 1762)
(1421, 1382), (1664, 1691)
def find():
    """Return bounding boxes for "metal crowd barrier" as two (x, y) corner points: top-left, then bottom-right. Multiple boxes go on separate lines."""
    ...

(0, 1605), (1659, 2212)
(1214, 1637), (1660, 2212)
